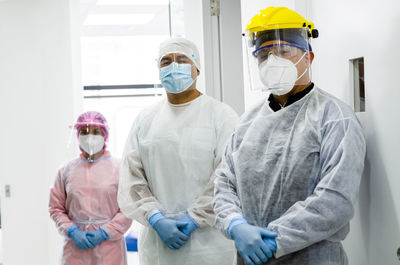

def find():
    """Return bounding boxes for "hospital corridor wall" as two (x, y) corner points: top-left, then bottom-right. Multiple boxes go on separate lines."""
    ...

(0, 0), (82, 264)
(305, 0), (400, 264)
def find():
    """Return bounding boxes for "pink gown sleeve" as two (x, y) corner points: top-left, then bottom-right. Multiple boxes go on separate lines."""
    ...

(49, 167), (74, 236)
(101, 211), (132, 240)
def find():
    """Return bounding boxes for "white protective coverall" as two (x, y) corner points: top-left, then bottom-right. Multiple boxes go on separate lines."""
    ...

(118, 94), (238, 265)
(214, 86), (366, 265)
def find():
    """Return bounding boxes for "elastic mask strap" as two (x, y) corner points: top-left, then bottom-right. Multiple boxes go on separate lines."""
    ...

(296, 67), (309, 81)
(186, 63), (197, 88)
(191, 63), (198, 81)
(294, 52), (309, 81)
(294, 51), (307, 66)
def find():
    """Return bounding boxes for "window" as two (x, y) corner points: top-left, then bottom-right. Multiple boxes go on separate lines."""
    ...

(351, 57), (365, 112)
(80, 0), (184, 156)
(79, 2), (185, 264)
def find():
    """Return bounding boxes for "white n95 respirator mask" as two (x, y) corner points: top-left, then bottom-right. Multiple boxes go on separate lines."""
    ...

(79, 135), (105, 156)
(258, 53), (307, 96)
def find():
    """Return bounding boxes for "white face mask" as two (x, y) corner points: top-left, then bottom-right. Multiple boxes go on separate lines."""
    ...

(258, 53), (307, 96)
(79, 135), (105, 156)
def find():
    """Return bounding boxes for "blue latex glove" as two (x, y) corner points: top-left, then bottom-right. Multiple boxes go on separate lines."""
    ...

(149, 212), (189, 249)
(263, 238), (277, 253)
(229, 220), (277, 265)
(68, 225), (94, 249)
(178, 215), (198, 236)
(87, 228), (108, 247)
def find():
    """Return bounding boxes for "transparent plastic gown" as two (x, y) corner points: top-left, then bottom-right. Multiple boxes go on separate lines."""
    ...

(49, 151), (132, 265)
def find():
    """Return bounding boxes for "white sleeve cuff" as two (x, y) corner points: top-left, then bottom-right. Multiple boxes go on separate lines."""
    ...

(145, 209), (161, 222)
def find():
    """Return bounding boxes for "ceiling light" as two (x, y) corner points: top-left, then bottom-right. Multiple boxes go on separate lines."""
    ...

(96, 0), (169, 5)
(84, 14), (155, 25)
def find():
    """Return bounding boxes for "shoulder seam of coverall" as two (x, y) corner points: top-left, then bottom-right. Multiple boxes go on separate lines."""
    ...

(316, 88), (348, 119)
(61, 172), (67, 183)
(320, 117), (356, 137)
(61, 163), (73, 183)
(237, 99), (265, 124)
(314, 184), (356, 206)
(130, 119), (141, 146)
(321, 117), (354, 127)
(215, 107), (236, 135)
(131, 106), (148, 133)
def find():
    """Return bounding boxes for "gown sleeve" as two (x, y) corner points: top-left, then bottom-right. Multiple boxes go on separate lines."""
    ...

(118, 117), (164, 226)
(101, 211), (132, 240)
(213, 128), (245, 237)
(188, 106), (239, 228)
(49, 166), (74, 236)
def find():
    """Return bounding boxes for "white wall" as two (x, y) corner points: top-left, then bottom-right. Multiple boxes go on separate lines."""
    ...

(184, 0), (245, 114)
(241, 0), (400, 264)
(219, 0), (245, 114)
(0, 0), (82, 264)
(303, 1), (400, 264)
(183, 0), (206, 94)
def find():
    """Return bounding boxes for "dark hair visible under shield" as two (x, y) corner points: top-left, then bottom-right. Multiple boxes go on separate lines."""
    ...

(255, 28), (311, 51)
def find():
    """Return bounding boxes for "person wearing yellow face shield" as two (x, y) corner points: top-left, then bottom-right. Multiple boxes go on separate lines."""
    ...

(213, 7), (366, 265)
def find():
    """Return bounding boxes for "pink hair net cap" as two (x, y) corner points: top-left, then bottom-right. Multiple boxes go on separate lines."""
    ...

(74, 111), (110, 142)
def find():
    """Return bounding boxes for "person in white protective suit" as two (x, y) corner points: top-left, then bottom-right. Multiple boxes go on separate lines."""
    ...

(118, 37), (238, 265)
(213, 7), (367, 265)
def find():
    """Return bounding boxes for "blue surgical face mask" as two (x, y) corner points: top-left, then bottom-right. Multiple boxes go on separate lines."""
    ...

(160, 62), (195, 94)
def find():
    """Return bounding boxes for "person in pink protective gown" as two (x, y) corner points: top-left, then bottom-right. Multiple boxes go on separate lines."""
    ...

(49, 111), (132, 265)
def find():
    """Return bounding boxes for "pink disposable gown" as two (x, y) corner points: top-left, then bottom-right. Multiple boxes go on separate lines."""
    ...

(49, 151), (132, 265)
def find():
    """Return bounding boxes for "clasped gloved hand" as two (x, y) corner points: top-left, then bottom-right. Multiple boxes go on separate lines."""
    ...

(228, 218), (278, 265)
(68, 225), (94, 249)
(87, 228), (109, 247)
(149, 212), (189, 250)
(178, 215), (198, 236)
(263, 238), (277, 254)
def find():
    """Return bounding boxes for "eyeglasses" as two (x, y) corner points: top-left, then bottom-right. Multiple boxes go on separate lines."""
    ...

(79, 126), (103, 136)
(253, 43), (304, 63)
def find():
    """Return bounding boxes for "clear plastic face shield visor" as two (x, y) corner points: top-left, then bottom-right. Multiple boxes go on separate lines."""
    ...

(77, 125), (106, 158)
(68, 122), (108, 158)
(245, 27), (313, 94)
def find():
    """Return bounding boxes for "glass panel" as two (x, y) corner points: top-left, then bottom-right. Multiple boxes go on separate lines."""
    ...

(81, 35), (168, 86)
(170, 0), (185, 37)
(80, 0), (184, 155)
(78, 2), (185, 264)
(83, 90), (164, 156)
(352, 57), (365, 112)
(97, 0), (169, 5)
(80, 0), (171, 86)
(357, 58), (365, 112)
